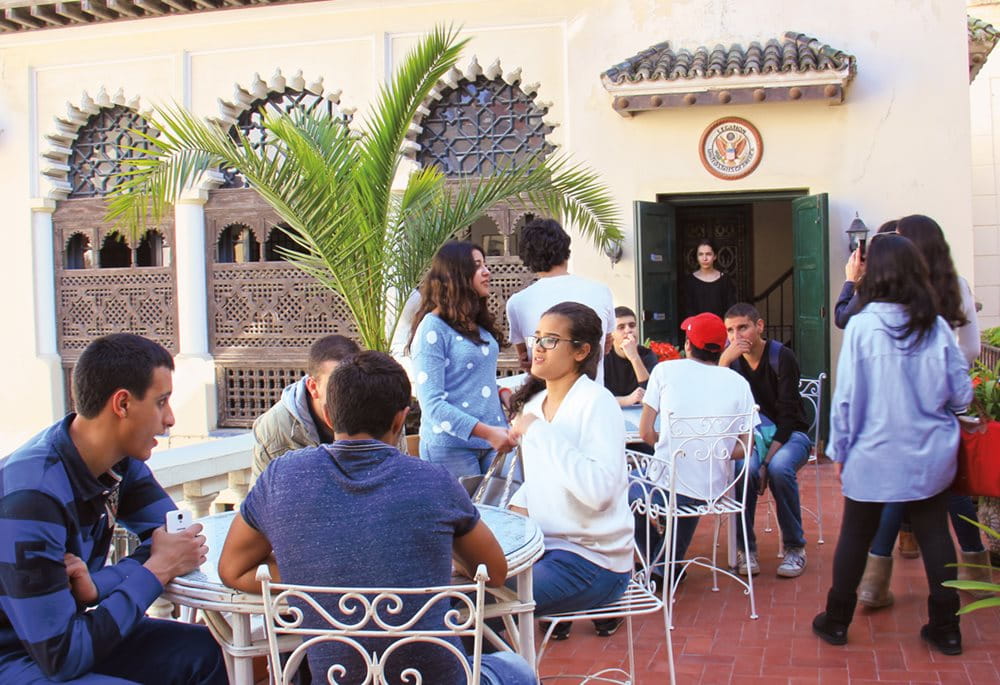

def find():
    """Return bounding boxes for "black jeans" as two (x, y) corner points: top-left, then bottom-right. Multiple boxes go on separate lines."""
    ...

(831, 491), (959, 609)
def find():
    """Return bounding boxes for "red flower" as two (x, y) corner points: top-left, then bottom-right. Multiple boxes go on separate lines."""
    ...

(647, 340), (681, 362)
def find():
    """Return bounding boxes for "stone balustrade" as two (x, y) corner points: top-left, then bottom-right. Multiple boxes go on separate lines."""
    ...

(147, 432), (254, 518)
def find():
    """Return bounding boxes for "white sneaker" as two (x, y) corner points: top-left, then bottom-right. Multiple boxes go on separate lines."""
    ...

(737, 550), (760, 576)
(777, 547), (807, 578)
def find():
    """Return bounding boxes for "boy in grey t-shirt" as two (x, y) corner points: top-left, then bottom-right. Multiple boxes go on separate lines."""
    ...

(219, 351), (535, 685)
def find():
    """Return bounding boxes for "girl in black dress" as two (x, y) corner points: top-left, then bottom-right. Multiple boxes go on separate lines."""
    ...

(683, 238), (737, 319)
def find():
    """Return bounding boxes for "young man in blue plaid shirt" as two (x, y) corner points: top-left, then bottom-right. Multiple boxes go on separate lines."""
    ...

(0, 334), (226, 684)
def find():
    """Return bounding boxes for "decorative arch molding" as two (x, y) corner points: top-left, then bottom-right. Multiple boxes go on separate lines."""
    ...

(405, 56), (561, 168)
(213, 68), (356, 128)
(40, 87), (151, 201)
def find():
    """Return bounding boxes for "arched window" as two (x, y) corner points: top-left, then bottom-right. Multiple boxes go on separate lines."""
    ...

(264, 224), (305, 262)
(136, 229), (169, 267)
(99, 232), (131, 268)
(415, 76), (555, 177)
(217, 224), (260, 263)
(67, 105), (157, 198)
(222, 89), (349, 188)
(64, 233), (94, 269)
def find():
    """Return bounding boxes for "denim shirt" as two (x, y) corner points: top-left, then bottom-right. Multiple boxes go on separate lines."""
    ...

(829, 303), (973, 502)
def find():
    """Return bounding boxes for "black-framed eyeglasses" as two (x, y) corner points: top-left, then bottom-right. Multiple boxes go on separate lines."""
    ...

(526, 335), (582, 350)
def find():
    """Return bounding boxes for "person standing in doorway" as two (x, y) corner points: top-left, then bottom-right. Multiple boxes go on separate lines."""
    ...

(683, 238), (738, 320)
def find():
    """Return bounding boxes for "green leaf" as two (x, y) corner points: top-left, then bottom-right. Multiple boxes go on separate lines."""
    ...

(105, 24), (621, 353)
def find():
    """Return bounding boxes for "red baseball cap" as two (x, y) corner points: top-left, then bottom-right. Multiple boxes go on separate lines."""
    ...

(681, 313), (727, 351)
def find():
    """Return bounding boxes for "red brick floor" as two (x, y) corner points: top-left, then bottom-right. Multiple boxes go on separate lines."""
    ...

(539, 463), (1000, 684)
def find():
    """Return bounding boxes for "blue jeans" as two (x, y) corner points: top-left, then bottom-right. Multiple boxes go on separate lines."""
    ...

(736, 430), (811, 552)
(478, 652), (537, 685)
(0, 617), (227, 684)
(421, 444), (495, 480)
(522, 549), (630, 616)
(870, 493), (985, 556)
(628, 477), (703, 577)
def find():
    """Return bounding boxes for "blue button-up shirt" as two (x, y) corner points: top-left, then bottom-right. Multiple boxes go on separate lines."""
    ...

(829, 303), (973, 502)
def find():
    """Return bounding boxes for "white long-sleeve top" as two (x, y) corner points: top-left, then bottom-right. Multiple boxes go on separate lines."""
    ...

(510, 375), (634, 573)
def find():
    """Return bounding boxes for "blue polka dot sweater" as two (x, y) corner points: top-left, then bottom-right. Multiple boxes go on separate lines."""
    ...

(412, 313), (507, 450)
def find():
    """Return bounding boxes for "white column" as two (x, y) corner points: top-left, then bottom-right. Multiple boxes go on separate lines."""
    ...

(31, 198), (66, 420)
(169, 176), (222, 439)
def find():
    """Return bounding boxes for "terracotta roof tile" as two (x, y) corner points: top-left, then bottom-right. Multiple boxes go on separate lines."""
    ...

(602, 32), (855, 85)
(969, 15), (1000, 82)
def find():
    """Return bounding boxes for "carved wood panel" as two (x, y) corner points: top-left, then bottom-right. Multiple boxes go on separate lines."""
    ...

(53, 198), (178, 363)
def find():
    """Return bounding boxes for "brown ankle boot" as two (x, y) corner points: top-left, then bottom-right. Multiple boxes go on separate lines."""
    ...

(858, 553), (894, 608)
(898, 531), (920, 559)
(957, 550), (994, 598)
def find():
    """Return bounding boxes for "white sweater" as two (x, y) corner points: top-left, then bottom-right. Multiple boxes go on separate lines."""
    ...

(510, 375), (634, 573)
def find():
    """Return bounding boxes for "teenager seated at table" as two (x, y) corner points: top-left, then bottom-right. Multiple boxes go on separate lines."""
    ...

(218, 351), (535, 685)
(603, 306), (658, 408)
(633, 313), (756, 586)
(508, 302), (634, 640)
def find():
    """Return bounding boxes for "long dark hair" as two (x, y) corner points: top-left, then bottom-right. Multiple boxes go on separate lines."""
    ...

(408, 241), (501, 350)
(857, 233), (940, 348)
(509, 302), (603, 415)
(895, 214), (967, 329)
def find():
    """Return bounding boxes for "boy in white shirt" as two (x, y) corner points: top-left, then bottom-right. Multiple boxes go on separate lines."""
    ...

(636, 313), (757, 579)
(506, 219), (615, 384)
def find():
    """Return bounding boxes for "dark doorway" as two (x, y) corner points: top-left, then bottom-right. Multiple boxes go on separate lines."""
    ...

(675, 204), (753, 307)
(636, 190), (820, 358)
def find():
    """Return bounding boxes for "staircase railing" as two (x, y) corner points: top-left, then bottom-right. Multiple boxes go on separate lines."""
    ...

(752, 267), (794, 348)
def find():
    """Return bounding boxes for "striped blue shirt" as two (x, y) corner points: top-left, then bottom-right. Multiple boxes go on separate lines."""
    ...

(0, 415), (174, 680)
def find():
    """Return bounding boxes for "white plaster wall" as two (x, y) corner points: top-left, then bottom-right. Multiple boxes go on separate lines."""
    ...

(0, 0), (975, 450)
(970, 1), (1000, 330)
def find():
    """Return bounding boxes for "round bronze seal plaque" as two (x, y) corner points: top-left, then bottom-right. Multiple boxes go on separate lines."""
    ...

(699, 117), (763, 180)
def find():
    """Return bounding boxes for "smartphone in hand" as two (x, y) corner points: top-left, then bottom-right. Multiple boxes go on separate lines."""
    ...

(859, 238), (867, 261)
(165, 509), (193, 534)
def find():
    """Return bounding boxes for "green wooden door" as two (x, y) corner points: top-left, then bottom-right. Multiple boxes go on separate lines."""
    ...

(792, 193), (830, 443)
(635, 201), (678, 344)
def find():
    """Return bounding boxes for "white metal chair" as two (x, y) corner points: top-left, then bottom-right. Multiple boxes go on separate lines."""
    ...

(535, 468), (670, 684)
(652, 409), (759, 627)
(762, 373), (827, 555)
(257, 563), (489, 685)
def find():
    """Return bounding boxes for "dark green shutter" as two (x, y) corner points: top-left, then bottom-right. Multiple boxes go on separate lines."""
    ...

(634, 201), (678, 344)
(792, 193), (830, 444)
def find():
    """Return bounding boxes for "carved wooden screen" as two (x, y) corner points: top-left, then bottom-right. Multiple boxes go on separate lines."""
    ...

(462, 202), (539, 375)
(54, 106), (178, 410)
(205, 188), (359, 427)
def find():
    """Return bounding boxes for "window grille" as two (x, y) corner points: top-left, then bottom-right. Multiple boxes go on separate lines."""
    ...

(67, 105), (157, 198)
(221, 89), (350, 188)
(415, 76), (555, 177)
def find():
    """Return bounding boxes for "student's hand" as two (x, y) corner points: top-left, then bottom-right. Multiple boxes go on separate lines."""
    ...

(510, 413), (537, 443)
(845, 248), (864, 283)
(144, 524), (208, 586)
(718, 340), (747, 367)
(64, 553), (98, 606)
(624, 387), (645, 406)
(835, 461), (843, 483)
(484, 425), (516, 454)
(621, 334), (641, 361)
